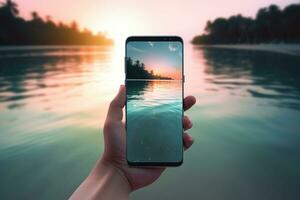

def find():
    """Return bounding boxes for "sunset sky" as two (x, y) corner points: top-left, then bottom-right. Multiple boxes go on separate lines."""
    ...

(127, 42), (182, 80)
(14, 0), (298, 43)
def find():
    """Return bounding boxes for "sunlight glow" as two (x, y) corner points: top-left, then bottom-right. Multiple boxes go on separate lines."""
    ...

(90, 12), (144, 46)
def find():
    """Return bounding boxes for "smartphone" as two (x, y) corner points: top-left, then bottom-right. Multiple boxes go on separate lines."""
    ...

(125, 36), (184, 166)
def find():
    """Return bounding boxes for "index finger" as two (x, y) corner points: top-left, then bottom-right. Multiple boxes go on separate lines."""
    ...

(106, 85), (126, 121)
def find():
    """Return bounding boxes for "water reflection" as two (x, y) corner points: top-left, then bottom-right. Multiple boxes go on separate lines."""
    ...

(0, 46), (121, 153)
(126, 80), (182, 163)
(201, 47), (300, 110)
(0, 45), (300, 200)
(126, 80), (182, 104)
(126, 80), (148, 98)
(0, 47), (114, 112)
(0, 46), (122, 199)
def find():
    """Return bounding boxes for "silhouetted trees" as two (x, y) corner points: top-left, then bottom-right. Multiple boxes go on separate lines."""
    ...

(126, 57), (172, 80)
(192, 4), (300, 44)
(0, 0), (113, 45)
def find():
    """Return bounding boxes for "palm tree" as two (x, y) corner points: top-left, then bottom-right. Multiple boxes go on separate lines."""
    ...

(1, 0), (18, 16)
(135, 60), (140, 67)
(31, 11), (40, 21)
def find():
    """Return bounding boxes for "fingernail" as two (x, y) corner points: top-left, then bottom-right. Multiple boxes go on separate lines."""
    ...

(191, 138), (195, 143)
(190, 139), (194, 146)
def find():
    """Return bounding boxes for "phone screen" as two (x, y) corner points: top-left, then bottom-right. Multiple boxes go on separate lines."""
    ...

(125, 37), (183, 165)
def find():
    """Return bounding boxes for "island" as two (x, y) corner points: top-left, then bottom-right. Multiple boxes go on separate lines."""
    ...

(126, 57), (173, 80)
(192, 4), (300, 45)
(0, 0), (113, 45)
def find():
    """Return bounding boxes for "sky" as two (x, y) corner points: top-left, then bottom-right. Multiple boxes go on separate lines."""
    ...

(127, 41), (182, 80)
(14, 0), (298, 43)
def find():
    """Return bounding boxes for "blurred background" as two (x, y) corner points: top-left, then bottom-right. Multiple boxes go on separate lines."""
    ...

(0, 0), (300, 199)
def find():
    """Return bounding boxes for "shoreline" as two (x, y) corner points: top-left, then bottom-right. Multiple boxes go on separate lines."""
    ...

(0, 45), (113, 51)
(194, 44), (300, 56)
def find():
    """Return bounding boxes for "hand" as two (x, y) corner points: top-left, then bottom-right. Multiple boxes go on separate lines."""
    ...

(102, 85), (196, 191)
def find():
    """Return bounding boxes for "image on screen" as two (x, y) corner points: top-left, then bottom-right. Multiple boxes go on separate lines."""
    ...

(126, 41), (183, 163)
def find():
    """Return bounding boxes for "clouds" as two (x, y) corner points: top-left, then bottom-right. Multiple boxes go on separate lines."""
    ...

(145, 41), (180, 53)
(168, 42), (179, 51)
(127, 41), (182, 71)
(168, 42), (182, 57)
(128, 44), (144, 53)
(148, 41), (154, 47)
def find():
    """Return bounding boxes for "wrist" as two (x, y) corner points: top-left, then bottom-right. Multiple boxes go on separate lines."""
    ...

(94, 158), (132, 190)
(90, 158), (131, 197)
(70, 158), (131, 200)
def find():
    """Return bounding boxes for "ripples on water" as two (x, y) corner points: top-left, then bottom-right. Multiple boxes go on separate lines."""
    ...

(126, 80), (182, 162)
(0, 46), (118, 126)
(0, 46), (122, 199)
(201, 47), (300, 110)
(0, 45), (300, 199)
(127, 80), (182, 107)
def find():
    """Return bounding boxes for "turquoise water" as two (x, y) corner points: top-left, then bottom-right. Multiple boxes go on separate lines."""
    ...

(0, 45), (300, 199)
(126, 80), (182, 163)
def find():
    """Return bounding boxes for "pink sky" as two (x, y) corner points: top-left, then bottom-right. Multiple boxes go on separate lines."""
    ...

(15, 0), (297, 43)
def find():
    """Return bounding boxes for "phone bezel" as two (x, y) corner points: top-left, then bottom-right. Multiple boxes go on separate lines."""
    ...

(125, 36), (184, 166)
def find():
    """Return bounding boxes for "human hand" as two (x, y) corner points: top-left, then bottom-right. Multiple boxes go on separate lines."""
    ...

(101, 85), (196, 191)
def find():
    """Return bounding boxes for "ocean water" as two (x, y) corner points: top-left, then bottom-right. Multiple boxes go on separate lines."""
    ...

(0, 45), (300, 199)
(126, 80), (182, 163)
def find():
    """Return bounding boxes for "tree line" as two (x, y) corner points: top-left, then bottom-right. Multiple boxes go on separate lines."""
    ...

(0, 0), (113, 45)
(192, 4), (300, 44)
(126, 57), (172, 80)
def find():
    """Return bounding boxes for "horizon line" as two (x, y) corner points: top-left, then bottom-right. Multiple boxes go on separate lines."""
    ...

(126, 79), (182, 81)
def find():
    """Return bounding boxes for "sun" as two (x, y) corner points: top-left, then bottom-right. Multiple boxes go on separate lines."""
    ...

(90, 12), (143, 46)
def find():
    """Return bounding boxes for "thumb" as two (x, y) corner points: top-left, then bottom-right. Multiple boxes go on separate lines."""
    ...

(106, 85), (126, 122)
